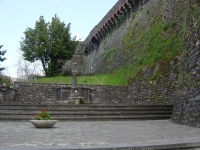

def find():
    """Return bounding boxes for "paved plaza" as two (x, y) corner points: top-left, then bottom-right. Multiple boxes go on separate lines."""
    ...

(0, 120), (200, 150)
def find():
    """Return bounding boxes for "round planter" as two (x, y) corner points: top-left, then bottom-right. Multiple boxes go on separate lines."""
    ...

(30, 120), (57, 128)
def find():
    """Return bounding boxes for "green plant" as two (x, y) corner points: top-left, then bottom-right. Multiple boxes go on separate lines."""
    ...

(34, 110), (54, 120)
(116, 20), (121, 27)
(123, 7), (184, 84)
(83, 78), (88, 83)
(130, 12), (136, 19)
(103, 39), (107, 46)
(146, 10), (150, 15)
(0, 75), (13, 86)
(103, 49), (112, 61)
(119, 14), (126, 22)
(171, 22), (177, 27)
(161, 23), (169, 31)
(139, 6), (143, 11)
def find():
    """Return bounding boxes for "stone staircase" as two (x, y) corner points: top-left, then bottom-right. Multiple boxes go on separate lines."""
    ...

(0, 104), (173, 121)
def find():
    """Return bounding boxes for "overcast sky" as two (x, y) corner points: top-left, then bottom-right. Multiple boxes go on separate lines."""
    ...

(0, 0), (117, 78)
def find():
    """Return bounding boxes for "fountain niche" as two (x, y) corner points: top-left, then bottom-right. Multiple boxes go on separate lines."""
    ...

(56, 63), (92, 104)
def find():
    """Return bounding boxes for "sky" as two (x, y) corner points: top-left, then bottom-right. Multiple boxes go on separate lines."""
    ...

(0, 0), (117, 78)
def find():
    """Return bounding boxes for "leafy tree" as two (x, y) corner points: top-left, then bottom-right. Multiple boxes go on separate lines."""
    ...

(20, 15), (77, 76)
(0, 45), (6, 72)
(0, 45), (7, 84)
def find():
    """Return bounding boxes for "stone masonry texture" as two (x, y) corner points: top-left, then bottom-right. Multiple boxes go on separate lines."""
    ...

(82, 0), (200, 127)
(12, 82), (127, 104)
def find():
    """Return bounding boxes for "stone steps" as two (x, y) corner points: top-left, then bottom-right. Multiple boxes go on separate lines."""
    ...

(0, 104), (173, 109)
(0, 115), (172, 121)
(0, 110), (172, 114)
(0, 104), (173, 121)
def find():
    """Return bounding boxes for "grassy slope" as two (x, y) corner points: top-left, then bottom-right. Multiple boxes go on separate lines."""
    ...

(105, 0), (187, 85)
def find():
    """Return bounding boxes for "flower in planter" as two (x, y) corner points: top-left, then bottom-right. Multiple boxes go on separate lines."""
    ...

(34, 110), (54, 120)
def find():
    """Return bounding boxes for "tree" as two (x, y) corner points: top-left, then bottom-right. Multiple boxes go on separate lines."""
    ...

(0, 45), (6, 73)
(20, 15), (77, 76)
(0, 45), (7, 84)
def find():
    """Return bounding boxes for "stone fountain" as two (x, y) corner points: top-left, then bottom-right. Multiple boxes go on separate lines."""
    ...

(55, 48), (92, 104)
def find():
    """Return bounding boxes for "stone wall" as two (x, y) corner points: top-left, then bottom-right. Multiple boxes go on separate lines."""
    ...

(0, 86), (16, 104)
(13, 82), (127, 104)
(84, 17), (131, 74)
(84, 0), (179, 106)
(127, 61), (178, 105)
(171, 0), (200, 127)
(82, 0), (200, 127)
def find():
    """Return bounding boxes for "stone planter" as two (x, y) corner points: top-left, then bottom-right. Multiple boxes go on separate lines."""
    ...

(30, 120), (57, 128)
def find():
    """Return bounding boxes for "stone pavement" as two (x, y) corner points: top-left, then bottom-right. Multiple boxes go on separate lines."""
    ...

(0, 120), (200, 150)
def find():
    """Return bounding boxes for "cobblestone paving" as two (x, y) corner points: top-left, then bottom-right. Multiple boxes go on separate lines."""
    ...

(0, 120), (200, 149)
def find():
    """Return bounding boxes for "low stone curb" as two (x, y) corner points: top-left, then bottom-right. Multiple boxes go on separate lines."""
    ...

(1, 141), (200, 150)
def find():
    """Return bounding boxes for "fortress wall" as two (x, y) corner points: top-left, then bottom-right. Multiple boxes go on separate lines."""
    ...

(82, 0), (200, 127)
(84, 17), (131, 74)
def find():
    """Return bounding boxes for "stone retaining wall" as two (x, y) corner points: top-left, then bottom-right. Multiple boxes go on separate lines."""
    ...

(127, 63), (178, 105)
(13, 82), (127, 104)
(171, 0), (200, 127)
(0, 86), (16, 104)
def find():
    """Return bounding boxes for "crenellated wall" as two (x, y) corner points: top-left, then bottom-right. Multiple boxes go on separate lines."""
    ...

(84, 0), (149, 54)
(84, 0), (154, 74)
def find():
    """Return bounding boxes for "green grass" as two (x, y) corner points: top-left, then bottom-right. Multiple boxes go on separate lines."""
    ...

(33, 76), (72, 84)
(33, 74), (127, 86)
(122, 14), (184, 83)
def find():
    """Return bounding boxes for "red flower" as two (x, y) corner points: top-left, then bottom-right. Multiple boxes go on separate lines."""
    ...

(41, 110), (45, 113)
